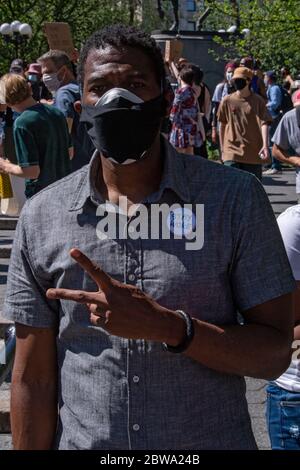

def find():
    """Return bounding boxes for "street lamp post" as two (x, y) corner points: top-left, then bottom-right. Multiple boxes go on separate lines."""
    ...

(0, 21), (32, 58)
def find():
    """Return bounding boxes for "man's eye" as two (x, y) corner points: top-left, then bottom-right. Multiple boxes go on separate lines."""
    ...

(129, 82), (146, 89)
(90, 85), (107, 93)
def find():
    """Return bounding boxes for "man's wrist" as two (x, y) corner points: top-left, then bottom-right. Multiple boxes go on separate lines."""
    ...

(162, 309), (186, 346)
(0, 159), (9, 174)
(162, 310), (195, 353)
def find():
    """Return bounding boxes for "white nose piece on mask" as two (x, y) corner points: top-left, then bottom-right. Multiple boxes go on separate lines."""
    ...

(95, 88), (144, 107)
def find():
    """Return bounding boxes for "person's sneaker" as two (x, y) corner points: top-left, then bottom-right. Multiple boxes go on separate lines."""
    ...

(262, 168), (282, 175)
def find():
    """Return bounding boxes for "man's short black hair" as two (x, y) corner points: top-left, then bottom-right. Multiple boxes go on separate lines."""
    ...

(78, 24), (166, 89)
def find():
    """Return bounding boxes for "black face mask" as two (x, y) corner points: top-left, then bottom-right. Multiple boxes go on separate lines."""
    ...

(80, 88), (165, 164)
(233, 78), (247, 90)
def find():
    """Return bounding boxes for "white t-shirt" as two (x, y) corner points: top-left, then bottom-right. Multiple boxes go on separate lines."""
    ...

(275, 204), (300, 392)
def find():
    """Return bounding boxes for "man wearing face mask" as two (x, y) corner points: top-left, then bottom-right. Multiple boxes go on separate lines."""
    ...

(218, 66), (272, 180)
(38, 50), (94, 171)
(26, 63), (52, 103)
(3, 26), (296, 451)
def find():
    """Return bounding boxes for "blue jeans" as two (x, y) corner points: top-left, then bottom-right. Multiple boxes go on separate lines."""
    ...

(266, 382), (300, 450)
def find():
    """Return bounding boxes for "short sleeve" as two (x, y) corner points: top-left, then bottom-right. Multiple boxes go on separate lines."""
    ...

(13, 125), (39, 167)
(230, 176), (296, 312)
(212, 83), (223, 103)
(272, 117), (289, 150)
(54, 88), (75, 119)
(217, 98), (228, 124)
(2, 205), (59, 328)
(277, 208), (300, 280)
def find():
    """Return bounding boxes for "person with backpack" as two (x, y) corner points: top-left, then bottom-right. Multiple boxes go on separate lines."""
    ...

(263, 70), (288, 175)
(272, 90), (300, 204)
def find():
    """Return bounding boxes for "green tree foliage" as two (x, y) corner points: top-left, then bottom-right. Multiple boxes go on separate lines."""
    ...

(0, 0), (135, 73)
(206, 0), (300, 74)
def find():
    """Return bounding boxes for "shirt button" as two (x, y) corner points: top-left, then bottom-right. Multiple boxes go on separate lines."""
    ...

(133, 424), (140, 431)
(133, 375), (140, 383)
(128, 274), (135, 281)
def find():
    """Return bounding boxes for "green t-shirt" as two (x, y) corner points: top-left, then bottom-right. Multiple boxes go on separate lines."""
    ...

(13, 103), (72, 198)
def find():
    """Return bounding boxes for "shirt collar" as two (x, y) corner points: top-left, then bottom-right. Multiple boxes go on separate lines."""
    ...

(69, 136), (190, 211)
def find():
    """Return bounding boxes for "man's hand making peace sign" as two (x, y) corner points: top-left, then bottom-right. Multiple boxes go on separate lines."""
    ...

(46, 248), (186, 346)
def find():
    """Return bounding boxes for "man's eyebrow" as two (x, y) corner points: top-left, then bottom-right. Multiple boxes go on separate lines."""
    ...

(86, 70), (150, 86)
(86, 75), (108, 85)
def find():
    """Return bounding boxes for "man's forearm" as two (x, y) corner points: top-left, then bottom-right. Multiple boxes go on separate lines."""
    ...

(261, 124), (269, 148)
(11, 378), (57, 449)
(4, 161), (29, 177)
(170, 61), (179, 80)
(272, 144), (300, 165)
(184, 320), (291, 380)
(2, 160), (40, 178)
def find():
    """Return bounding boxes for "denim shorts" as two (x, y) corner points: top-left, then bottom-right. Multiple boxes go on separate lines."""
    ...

(266, 382), (300, 450)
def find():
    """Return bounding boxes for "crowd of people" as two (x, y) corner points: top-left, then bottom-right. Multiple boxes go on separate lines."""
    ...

(0, 50), (94, 203)
(164, 55), (300, 191)
(0, 23), (299, 451)
(0, 48), (300, 202)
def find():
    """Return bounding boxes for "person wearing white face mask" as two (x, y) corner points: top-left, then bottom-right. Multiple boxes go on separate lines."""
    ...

(38, 50), (94, 171)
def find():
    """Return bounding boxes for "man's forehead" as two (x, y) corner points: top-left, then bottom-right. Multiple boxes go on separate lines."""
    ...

(41, 58), (56, 70)
(85, 45), (155, 75)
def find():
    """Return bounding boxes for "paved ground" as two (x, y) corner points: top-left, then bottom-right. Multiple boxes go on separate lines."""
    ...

(263, 167), (298, 215)
(0, 166), (298, 450)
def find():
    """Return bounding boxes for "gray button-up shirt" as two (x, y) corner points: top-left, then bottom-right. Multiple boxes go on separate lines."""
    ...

(4, 138), (295, 450)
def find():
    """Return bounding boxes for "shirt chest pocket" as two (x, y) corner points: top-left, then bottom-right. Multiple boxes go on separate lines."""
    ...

(141, 243), (231, 322)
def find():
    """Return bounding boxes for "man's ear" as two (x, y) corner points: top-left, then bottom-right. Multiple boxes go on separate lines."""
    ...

(74, 100), (82, 115)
